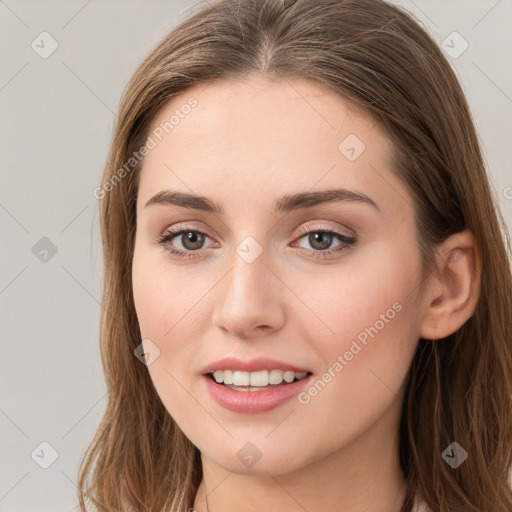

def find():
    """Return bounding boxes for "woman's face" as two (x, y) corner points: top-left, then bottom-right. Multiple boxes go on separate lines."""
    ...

(132, 76), (426, 475)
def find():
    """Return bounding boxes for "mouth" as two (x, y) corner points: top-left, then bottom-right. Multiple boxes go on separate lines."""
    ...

(200, 357), (314, 412)
(203, 369), (314, 413)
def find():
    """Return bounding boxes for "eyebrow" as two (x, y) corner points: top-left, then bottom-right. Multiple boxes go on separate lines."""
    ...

(144, 188), (380, 215)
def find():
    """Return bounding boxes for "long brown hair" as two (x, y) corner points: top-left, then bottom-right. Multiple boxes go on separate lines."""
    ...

(78, 0), (512, 510)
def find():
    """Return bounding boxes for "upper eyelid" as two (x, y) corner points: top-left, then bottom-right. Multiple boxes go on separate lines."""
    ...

(163, 223), (216, 241)
(295, 223), (354, 239)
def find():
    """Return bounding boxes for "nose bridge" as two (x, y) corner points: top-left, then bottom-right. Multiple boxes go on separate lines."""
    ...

(223, 236), (271, 310)
(232, 235), (269, 292)
(212, 234), (285, 336)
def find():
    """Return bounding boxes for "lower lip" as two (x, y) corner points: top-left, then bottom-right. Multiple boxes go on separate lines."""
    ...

(203, 374), (313, 413)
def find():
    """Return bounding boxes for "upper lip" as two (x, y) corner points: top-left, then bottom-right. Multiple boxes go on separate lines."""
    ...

(201, 356), (311, 375)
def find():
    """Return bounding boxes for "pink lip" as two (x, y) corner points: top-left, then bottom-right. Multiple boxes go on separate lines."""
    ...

(200, 356), (311, 375)
(203, 373), (313, 413)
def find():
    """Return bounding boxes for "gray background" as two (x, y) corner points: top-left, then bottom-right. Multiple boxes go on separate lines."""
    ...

(1, 1), (511, 511)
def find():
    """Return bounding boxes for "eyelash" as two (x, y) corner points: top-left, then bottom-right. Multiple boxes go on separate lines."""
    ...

(155, 223), (356, 260)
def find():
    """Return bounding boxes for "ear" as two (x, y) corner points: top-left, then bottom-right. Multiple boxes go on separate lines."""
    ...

(419, 229), (481, 340)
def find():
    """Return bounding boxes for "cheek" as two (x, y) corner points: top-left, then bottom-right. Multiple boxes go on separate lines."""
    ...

(132, 246), (198, 340)
(286, 309), (418, 463)
(291, 235), (421, 345)
(293, 244), (422, 433)
(298, 238), (416, 342)
(131, 248), (210, 424)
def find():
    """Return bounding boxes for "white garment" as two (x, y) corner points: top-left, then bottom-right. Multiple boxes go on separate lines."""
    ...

(413, 496), (432, 512)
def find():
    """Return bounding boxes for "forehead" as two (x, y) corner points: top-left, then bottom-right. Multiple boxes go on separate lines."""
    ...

(136, 77), (411, 220)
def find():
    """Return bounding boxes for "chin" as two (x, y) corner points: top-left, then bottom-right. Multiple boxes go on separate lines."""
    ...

(204, 443), (307, 477)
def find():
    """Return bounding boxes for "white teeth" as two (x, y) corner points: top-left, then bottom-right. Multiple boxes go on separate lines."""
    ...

(268, 369), (284, 385)
(249, 370), (268, 387)
(233, 370), (250, 386)
(223, 370), (233, 384)
(211, 369), (309, 387)
(283, 371), (295, 383)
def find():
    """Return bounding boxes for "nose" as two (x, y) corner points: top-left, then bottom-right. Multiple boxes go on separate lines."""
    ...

(211, 244), (286, 339)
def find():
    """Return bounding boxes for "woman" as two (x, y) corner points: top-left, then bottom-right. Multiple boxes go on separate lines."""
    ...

(78, 0), (512, 511)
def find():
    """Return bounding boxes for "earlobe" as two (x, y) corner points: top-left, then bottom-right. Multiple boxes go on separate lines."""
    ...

(419, 229), (481, 340)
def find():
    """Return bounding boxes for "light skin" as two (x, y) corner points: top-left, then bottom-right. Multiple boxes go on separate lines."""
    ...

(131, 76), (480, 512)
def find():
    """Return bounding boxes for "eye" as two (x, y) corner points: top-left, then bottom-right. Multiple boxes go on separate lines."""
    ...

(292, 227), (356, 259)
(156, 224), (216, 259)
